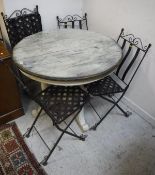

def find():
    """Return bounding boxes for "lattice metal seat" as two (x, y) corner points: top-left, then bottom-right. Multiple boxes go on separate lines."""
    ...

(35, 86), (88, 124)
(86, 28), (151, 130)
(87, 76), (124, 96)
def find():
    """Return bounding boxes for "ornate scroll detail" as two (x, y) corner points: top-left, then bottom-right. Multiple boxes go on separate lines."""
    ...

(57, 13), (87, 23)
(72, 14), (87, 21)
(3, 6), (38, 20)
(120, 30), (148, 51)
(1, 5), (42, 48)
(58, 15), (73, 22)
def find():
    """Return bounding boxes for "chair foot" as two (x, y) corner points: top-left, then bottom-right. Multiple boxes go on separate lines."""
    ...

(124, 111), (132, 117)
(40, 156), (48, 166)
(23, 128), (31, 138)
(79, 134), (88, 141)
(90, 124), (97, 131)
(24, 134), (30, 138)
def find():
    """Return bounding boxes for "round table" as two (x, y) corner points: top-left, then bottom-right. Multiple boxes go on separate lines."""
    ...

(13, 29), (122, 131)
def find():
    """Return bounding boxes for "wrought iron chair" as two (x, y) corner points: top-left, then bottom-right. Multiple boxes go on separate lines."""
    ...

(1, 5), (42, 48)
(86, 28), (151, 130)
(1, 5), (42, 95)
(57, 13), (88, 30)
(0, 61), (89, 165)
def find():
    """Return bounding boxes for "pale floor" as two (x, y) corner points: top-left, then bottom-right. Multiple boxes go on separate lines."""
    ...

(15, 96), (155, 175)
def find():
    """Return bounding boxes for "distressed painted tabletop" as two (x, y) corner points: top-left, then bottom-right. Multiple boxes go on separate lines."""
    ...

(13, 29), (122, 86)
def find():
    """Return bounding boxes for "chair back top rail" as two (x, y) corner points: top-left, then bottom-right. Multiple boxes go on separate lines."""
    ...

(57, 13), (88, 30)
(1, 5), (42, 48)
(117, 28), (150, 51)
(2, 6), (39, 20)
(57, 13), (87, 22)
(116, 28), (151, 85)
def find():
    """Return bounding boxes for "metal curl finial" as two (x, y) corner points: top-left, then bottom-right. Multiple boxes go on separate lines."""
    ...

(59, 15), (73, 22)
(120, 32), (149, 51)
(58, 14), (87, 22)
(4, 5), (39, 19)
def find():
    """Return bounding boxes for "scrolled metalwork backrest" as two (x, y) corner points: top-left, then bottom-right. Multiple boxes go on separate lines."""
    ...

(1, 5), (42, 48)
(115, 28), (151, 85)
(57, 13), (88, 30)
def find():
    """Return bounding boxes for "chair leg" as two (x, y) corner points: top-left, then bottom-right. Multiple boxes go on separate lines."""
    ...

(55, 124), (87, 141)
(115, 103), (132, 117)
(40, 109), (85, 166)
(63, 121), (87, 140)
(88, 101), (102, 119)
(90, 103), (116, 131)
(100, 95), (132, 118)
(23, 107), (43, 138)
(91, 92), (130, 130)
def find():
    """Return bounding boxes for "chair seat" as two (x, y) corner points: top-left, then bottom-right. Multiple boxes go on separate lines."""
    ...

(35, 86), (89, 124)
(86, 76), (124, 96)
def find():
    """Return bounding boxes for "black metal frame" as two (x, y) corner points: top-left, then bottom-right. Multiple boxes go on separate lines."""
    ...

(0, 61), (89, 165)
(86, 28), (151, 130)
(25, 107), (87, 166)
(25, 86), (89, 165)
(57, 13), (88, 30)
(1, 5), (42, 48)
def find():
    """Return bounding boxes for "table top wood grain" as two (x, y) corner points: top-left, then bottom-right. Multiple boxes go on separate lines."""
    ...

(13, 29), (122, 86)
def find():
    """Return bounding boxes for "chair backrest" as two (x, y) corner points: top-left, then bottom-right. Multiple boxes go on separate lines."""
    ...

(115, 28), (151, 86)
(57, 13), (88, 30)
(1, 5), (42, 48)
